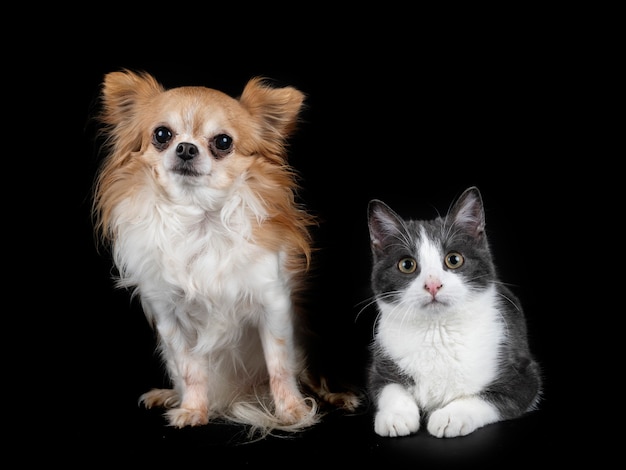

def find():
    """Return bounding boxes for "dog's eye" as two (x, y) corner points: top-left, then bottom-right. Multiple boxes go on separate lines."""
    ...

(210, 134), (233, 159)
(153, 126), (173, 150)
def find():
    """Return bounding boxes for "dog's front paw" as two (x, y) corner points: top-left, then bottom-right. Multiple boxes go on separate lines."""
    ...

(139, 388), (180, 409)
(166, 407), (210, 428)
(275, 396), (315, 425)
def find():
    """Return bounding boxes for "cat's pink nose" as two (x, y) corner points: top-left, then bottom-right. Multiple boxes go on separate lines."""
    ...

(424, 277), (442, 296)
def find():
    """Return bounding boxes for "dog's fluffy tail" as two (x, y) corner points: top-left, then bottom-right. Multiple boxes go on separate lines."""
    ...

(227, 372), (363, 439)
(225, 392), (321, 440)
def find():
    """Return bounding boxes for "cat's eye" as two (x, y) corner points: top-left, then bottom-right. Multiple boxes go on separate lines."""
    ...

(210, 133), (234, 159)
(445, 252), (464, 269)
(397, 257), (417, 274)
(153, 126), (173, 149)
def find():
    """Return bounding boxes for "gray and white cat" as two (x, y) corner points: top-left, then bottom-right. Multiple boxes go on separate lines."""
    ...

(366, 186), (541, 438)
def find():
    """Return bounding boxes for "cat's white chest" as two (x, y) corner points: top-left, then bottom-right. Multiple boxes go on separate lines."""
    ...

(376, 292), (504, 411)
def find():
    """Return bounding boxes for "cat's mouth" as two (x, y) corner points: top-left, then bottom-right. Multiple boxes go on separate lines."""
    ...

(424, 297), (447, 308)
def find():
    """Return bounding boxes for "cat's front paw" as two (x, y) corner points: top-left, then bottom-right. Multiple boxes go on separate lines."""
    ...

(374, 408), (420, 437)
(373, 384), (420, 437)
(427, 397), (499, 438)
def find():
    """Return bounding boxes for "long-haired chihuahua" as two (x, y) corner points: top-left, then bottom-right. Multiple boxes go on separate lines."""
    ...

(91, 69), (359, 438)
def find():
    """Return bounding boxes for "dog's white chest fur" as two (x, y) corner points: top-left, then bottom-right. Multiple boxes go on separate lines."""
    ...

(112, 188), (281, 329)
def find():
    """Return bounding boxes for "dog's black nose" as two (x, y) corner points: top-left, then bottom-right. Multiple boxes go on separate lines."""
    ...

(176, 142), (198, 161)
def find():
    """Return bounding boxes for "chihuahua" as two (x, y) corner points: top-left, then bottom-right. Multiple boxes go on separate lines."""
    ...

(91, 69), (359, 437)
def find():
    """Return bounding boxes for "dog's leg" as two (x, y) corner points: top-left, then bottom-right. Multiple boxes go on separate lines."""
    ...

(141, 348), (210, 428)
(161, 349), (211, 428)
(259, 302), (313, 425)
(141, 300), (211, 428)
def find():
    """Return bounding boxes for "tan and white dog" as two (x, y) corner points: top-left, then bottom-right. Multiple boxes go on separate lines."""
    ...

(92, 69), (359, 437)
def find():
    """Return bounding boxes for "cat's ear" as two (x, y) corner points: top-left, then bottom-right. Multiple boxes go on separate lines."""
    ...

(368, 199), (404, 254)
(450, 186), (486, 238)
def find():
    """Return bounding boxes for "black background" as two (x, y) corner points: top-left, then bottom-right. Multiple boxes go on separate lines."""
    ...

(43, 18), (613, 466)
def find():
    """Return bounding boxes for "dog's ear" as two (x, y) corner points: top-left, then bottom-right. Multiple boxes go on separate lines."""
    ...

(238, 77), (305, 159)
(98, 69), (165, 155)
(101, 69), (164, 123)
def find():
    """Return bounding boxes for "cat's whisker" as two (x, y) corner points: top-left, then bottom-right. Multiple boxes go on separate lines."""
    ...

(354, 296), (380, 323)
(396, 218), (414, 249)
(493, 279), (521, 289)
(398, 304), (413, 328)
(377, 292), (415, 328)
(496, 291), (523, 313)
(354, 296), (374, 308)
(371, 311), (382, 339)
(464, 273), (493, 285)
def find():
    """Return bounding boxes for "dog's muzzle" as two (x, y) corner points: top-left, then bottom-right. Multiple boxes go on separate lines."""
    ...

(172, 142), (203, 176)
(176, 142), (198, 161)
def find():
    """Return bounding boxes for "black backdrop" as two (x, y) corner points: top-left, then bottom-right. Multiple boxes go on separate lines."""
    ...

(62, 38), (597, 465)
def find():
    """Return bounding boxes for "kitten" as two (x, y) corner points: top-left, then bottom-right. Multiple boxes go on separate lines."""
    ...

(366, 186), (541, 438)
